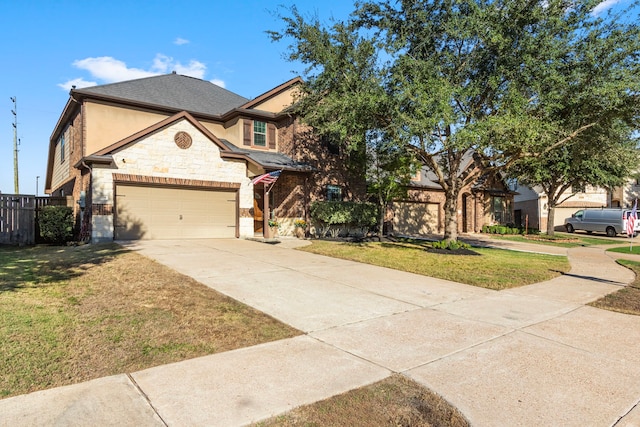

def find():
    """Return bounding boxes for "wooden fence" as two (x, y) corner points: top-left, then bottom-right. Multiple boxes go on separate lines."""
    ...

(0, 194), (73, 245)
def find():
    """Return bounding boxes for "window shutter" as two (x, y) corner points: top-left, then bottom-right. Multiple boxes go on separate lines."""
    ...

(243, 119), (252, 146)
(267, 123), (276, 150)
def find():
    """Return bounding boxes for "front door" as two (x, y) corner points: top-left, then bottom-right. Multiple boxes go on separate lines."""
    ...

(253, 186), (264, 234)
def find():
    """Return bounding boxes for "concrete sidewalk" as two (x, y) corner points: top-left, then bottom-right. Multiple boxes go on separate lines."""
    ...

(2, 237), (640, 426)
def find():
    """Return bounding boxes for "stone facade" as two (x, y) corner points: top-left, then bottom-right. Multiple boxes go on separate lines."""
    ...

(88, 119), (253, 241)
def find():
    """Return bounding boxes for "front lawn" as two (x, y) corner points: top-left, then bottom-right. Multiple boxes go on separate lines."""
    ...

(606, 245), (640, 256)
(253, 374), (469, 427)
(590, 259), (640, 316)
(299, 240), (569, 290)
(0, 244), (300, 399)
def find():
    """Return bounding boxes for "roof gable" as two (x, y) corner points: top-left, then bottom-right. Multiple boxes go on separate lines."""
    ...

(240, 77), (303, 111)
(73, 73), (249, 116)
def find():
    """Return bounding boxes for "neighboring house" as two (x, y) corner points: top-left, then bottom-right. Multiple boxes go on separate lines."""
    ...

(610, 176), (640, 208)
(389, 154), (516, 236)
(45, 73), (365, 242)
(513, 180), (640, 232)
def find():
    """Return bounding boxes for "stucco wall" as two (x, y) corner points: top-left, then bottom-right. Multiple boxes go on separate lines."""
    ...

(84, 101), (169, 155)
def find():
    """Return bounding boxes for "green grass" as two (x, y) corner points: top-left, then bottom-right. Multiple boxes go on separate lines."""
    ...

(299, 240), (569, 290)
(606, 245), (640, 255)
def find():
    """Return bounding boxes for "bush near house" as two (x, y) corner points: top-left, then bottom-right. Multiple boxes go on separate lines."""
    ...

(482, 224), (539, 235)
(38, 206), (74, 244)
(310, 201), (378, 238)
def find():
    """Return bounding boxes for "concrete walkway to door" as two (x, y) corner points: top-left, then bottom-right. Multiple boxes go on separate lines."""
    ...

(1, 237), (640, 426)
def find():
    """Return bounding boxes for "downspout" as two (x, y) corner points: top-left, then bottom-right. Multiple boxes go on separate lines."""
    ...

(79, 160), (92, 242)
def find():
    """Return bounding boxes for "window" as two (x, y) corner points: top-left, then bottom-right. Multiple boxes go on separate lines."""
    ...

(327, 185), (342, 201)
(254, 121), (266, 147)
(492, 196), (505, 224)
(59, 133), (65, 163)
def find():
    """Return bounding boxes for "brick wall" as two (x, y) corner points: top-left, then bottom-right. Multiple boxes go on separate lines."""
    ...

(276, 118), (367, 203)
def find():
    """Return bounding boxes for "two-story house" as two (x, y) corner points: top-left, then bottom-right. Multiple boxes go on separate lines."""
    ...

(45, 73), (365, 242)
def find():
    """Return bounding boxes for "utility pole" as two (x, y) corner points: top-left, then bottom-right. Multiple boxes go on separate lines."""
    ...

(10, 96), (19, 194)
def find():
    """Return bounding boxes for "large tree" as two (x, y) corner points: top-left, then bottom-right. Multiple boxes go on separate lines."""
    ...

(271, 0), (640, 241)
(509, 135), (639, 235)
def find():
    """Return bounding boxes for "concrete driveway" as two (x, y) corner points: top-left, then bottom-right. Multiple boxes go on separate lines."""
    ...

(2, 238), (640, 426)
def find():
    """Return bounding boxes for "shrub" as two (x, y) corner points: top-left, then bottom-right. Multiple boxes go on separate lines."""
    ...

(310, 201), (378, 237)
(39, 206), (74, 244)
(481, 225), (530, 235)
(431, 240), (471, 250)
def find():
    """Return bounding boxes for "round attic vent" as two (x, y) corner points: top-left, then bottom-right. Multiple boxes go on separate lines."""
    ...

(174, 131), (192, 149)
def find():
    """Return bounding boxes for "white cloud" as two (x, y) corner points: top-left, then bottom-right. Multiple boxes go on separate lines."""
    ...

(72, 57), (157, 82)
(592, 0), (622, 15)
(210, 79), (226, 88)
(174, 37), (189, 45)
(59, 54), (208, 90)
(57, 77), (97, 91)
(152, 54), (206, 78)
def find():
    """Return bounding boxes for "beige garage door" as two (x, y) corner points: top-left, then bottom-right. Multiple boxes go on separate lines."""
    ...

(392, 202), (439, 236)
(115, 185), (237, 240)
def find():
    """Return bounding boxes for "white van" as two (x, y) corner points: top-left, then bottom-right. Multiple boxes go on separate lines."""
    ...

(565, 208), (639, 237)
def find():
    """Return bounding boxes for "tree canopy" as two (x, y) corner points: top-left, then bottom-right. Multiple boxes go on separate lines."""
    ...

(271, 0), (640, 240)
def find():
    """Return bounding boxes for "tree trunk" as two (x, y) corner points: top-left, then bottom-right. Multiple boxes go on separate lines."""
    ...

(443, 189), (460, 242)
(377, 194), (385, 237)
(546, 205), (556, 236)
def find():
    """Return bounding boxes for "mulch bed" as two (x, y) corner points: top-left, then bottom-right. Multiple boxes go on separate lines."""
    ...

(521, 235), (580, 243)
(424, 247), (481, 256)
(317, 235), (481, 255)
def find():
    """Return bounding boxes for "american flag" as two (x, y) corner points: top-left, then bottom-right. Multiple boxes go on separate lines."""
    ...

(251, 170), (281, 185)
(627, 199), (637, 236)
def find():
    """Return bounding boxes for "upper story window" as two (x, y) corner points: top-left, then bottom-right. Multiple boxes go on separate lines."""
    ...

(254, 121), (267, 147)
(243, 119), (275, 149)
(327, 185), (342, 201)
(59, 133), (66, 163)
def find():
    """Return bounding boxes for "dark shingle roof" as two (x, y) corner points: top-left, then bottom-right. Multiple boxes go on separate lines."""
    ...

(220, 139), (313, 172)
(73, 73), (249, 116)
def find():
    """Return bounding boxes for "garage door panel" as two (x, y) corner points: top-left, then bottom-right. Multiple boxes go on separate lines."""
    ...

(115, 185), (237, 240)
(393, 202), (439, 236)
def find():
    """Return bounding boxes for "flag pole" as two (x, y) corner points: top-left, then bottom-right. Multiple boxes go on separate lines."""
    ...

(265, 170), (283, 194)
(629, 199), (637, 252)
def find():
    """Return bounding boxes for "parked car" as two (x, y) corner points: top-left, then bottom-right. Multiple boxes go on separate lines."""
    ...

(565, 208), (639, 237)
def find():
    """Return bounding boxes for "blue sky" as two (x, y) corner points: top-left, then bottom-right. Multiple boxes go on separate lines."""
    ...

(0, 0), (355, 194)
(0, 0), (633, 194)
